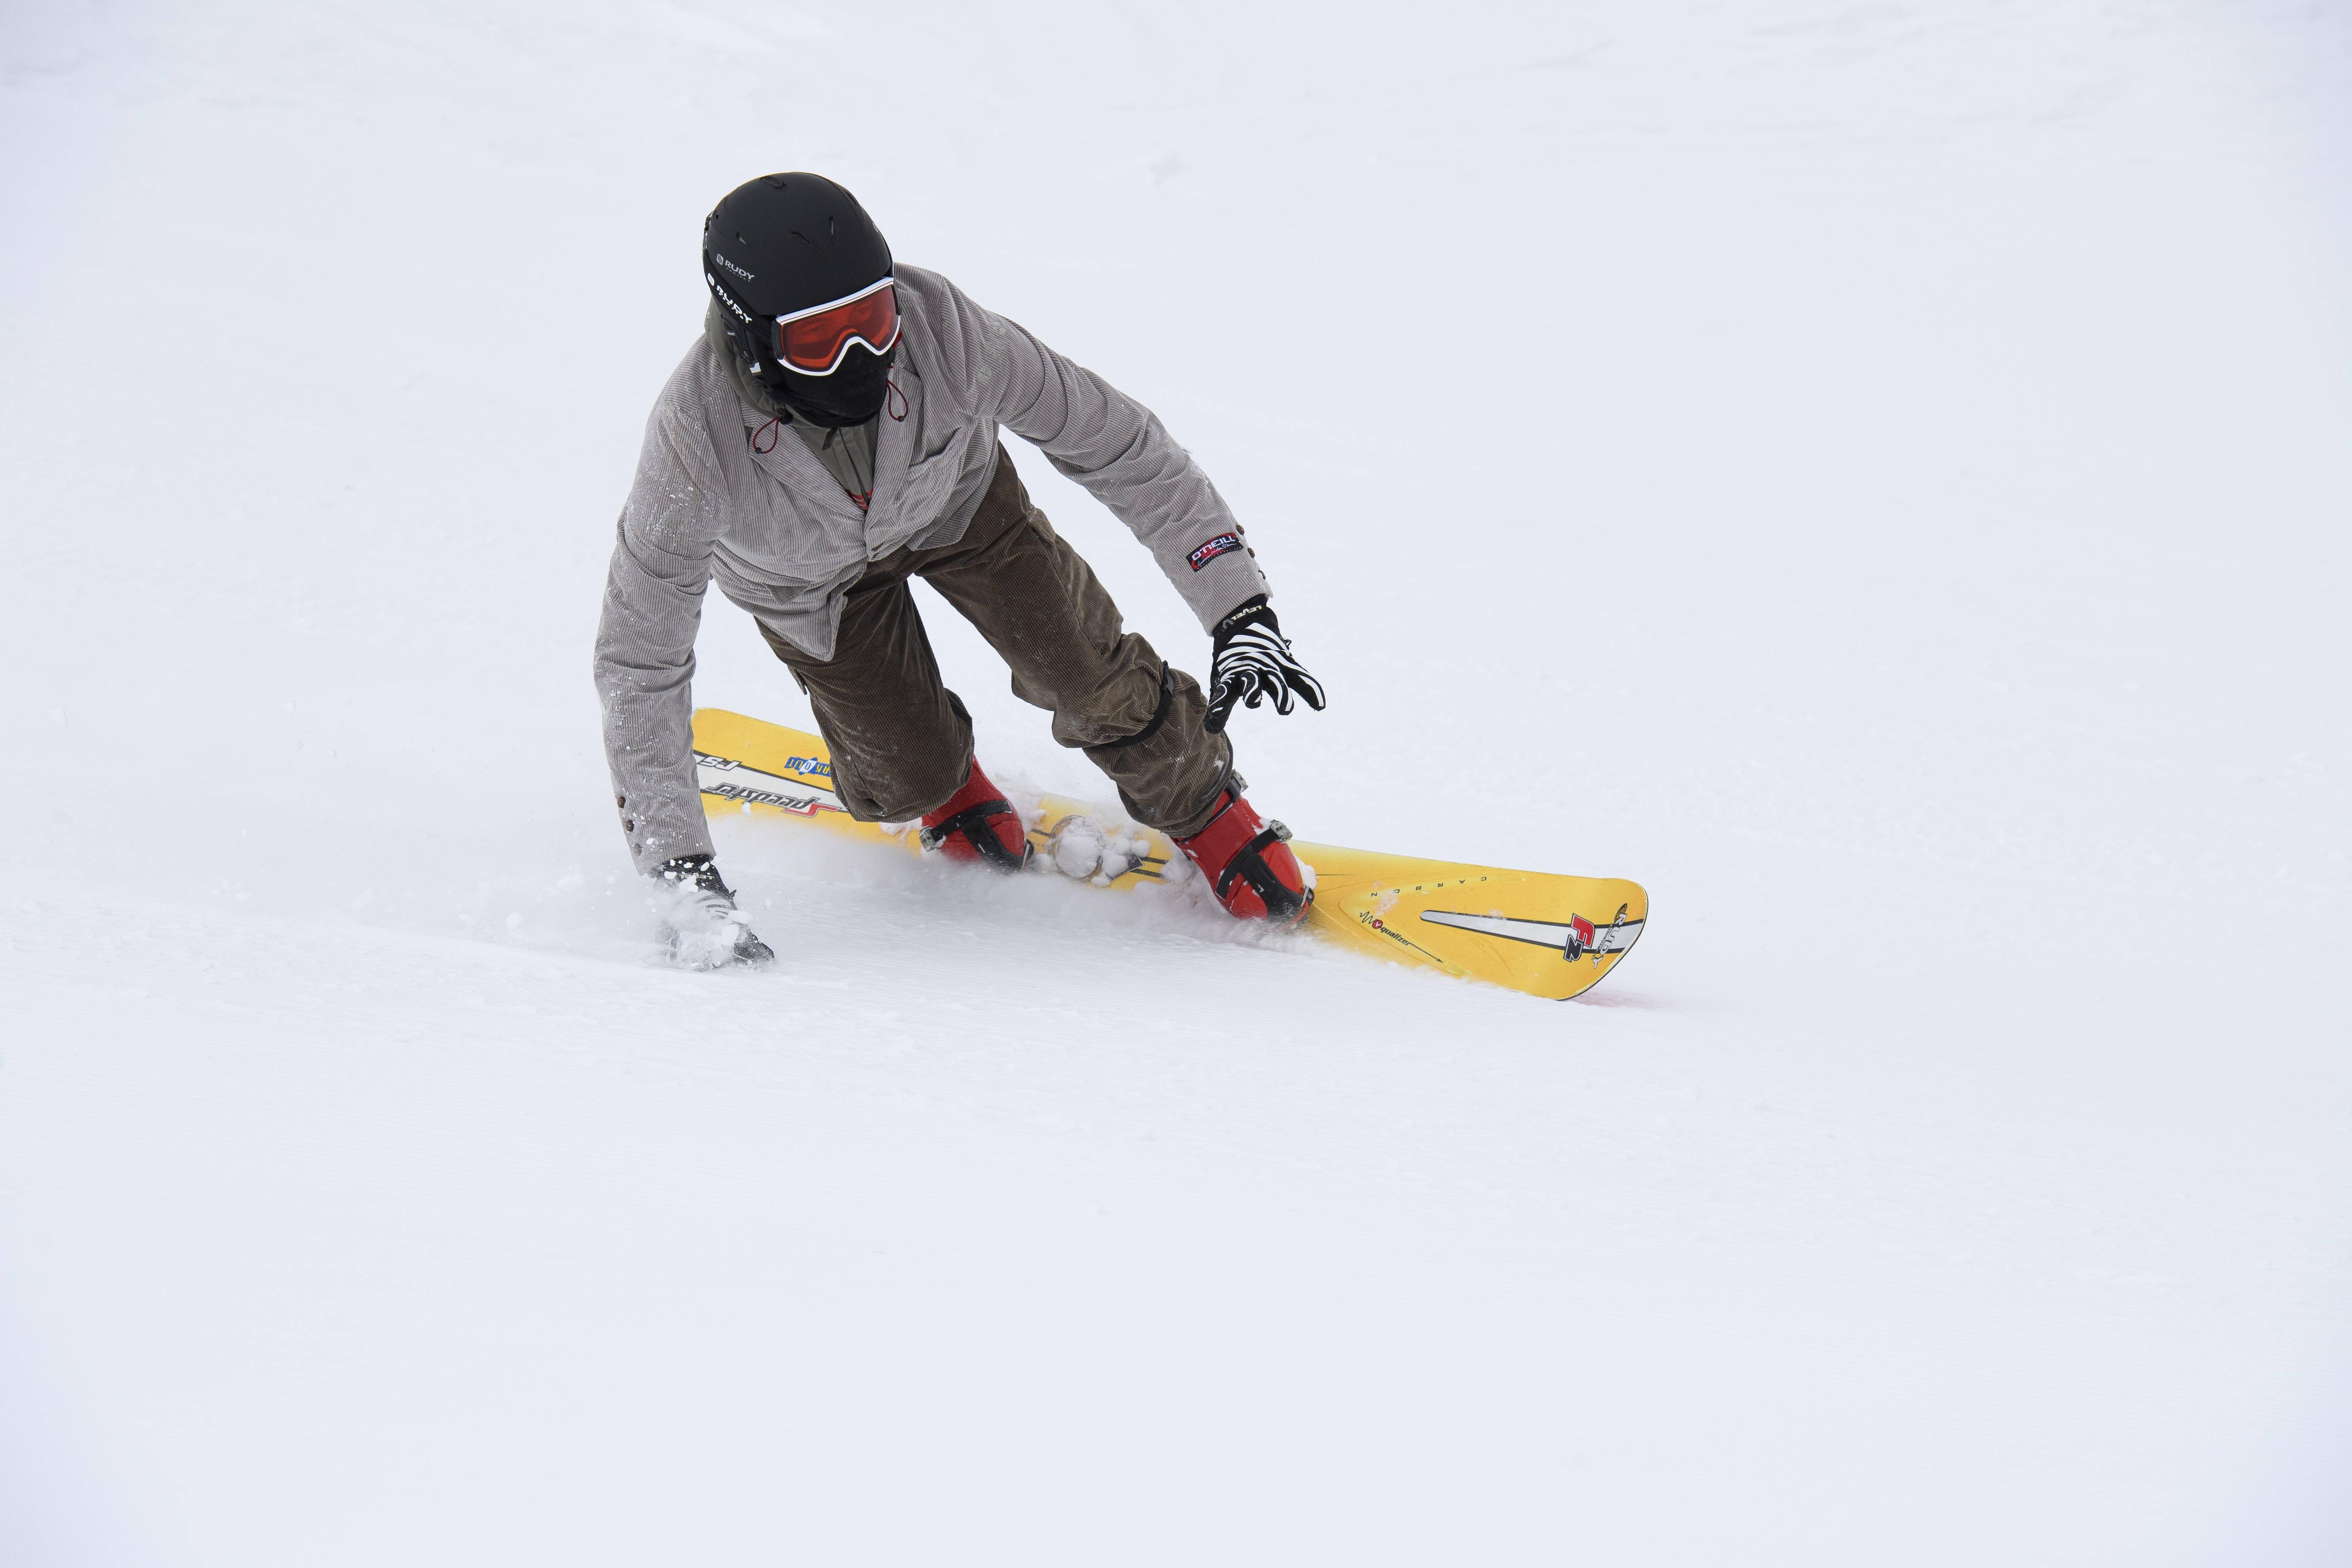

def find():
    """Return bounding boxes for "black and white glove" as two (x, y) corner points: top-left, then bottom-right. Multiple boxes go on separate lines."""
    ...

(651, 854), (775, 971)
(1203, 596), (1326, 735)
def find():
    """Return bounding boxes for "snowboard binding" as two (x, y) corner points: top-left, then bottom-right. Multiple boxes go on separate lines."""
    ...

(1173, 784), (1312, 926)
(917, 760), (1032, 872)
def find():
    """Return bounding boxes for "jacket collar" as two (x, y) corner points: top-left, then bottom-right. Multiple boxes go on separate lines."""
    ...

(701, 301), (923, 525)
(704, 304), (861, 514)
(865, 357), (921, 524)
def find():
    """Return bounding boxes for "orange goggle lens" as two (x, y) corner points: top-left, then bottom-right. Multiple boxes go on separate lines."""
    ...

(776, 282), (900, 375)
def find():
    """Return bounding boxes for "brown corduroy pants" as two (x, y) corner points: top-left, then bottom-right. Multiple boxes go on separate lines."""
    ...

(756, 446), (1233, 837)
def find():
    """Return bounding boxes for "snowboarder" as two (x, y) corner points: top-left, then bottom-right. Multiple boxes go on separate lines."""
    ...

(595, 173), (1326, 969)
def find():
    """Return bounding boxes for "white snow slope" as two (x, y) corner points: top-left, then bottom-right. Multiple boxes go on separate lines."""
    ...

(3, 2), (2349, 1563)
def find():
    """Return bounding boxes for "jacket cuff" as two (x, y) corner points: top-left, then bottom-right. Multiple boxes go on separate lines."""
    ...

(1180, 544), (1271, 632)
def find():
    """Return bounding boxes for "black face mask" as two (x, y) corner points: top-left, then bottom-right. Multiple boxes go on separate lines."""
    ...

(766, 342), (895, 427)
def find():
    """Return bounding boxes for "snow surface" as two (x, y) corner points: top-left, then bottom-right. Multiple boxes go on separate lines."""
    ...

(3, 1), (2349, 1562)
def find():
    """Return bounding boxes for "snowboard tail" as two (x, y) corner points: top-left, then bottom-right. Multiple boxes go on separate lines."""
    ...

(691, 708), (1646, 1002)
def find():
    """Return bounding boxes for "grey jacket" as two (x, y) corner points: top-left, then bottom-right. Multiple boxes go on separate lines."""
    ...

(593, 264), (1271, 872)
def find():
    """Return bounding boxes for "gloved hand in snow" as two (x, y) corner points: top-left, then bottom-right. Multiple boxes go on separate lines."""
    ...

(651, 854), (774, 971)
(1203, 596), (1326, 734)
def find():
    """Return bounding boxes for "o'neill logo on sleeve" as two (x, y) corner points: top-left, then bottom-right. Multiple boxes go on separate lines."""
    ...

(1187, 532), (1243, 572)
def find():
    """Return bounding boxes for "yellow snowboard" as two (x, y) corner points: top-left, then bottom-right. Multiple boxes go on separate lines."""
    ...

(692, 708), (1647, 1001)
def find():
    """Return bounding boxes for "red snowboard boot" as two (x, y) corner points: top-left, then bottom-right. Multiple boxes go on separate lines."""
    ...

(1172, 785), (1311, 926)
(917, 760), (1031, 871)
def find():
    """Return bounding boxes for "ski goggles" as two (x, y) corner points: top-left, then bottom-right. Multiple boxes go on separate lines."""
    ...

(773, 278), (901, 376)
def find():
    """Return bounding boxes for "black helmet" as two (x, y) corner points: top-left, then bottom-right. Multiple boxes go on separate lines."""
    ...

(703, 173), (897, 427)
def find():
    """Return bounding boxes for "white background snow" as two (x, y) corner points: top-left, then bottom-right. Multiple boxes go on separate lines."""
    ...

(3, 1), (2349, 1561)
